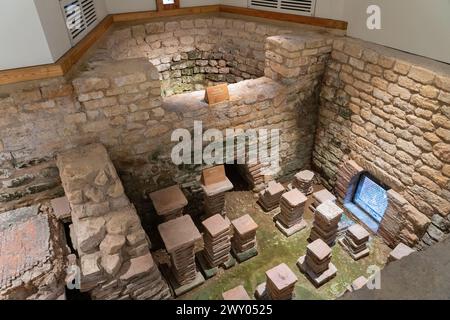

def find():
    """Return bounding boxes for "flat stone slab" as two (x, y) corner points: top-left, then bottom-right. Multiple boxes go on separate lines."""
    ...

(158, 215), (202, 253)
(307, 238), (332, 261)
(313, 189), (337, 204)
(0, 206), (51, 290)
(275, 219), (307, 237)
(50, 196), (71, 222)
(265, 263), (298, 291)
(202, 214), (230, 237)
(388, 243), (416, 262)
(231, 214), (258, 237)
(223, 285), (251, 300)
(232, 246), (258, 263)
(149, 185), (188, 216)
(297, 255), (337, 287)
(281, 189), (308, 207)
(168, 270), (205, 297)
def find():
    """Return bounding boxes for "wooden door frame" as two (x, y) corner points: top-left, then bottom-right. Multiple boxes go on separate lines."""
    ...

(156, 0), (180, 11)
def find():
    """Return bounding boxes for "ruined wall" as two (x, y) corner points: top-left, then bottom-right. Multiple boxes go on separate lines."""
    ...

(107, 16), (296, 96)
(313, 38), (450, 247)
(0, 18), (333, 215)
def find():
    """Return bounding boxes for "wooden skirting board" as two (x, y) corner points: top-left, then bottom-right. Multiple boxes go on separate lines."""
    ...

(0, 5), (347, 86)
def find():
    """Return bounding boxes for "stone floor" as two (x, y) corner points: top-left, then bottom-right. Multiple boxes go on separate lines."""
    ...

(180, 186), (391, 300)
(343, 236), (450, 300)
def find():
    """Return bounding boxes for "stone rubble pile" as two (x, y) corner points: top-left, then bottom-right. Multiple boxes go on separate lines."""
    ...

(57, 143), (171, 300)
(231, 214), (258, 262)
(339, 224), (370, 260)
(275, 188), (308, 236)
(149, 185), (188, 222)
(298, 239), (337, 287)
(201, 214), (232, 268)
(309, 201), (343, 246)
(291, 170), (315, 195)
(258, 180), (285, 212)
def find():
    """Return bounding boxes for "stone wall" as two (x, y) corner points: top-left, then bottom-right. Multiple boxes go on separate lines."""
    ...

(313, 38), (450, 247)
(0, 22), (334, 215)
(57, 143), (171, 300)
(107, 16), (297, 96)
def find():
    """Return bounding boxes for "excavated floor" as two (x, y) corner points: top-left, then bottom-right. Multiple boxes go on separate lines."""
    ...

(180, 186), (391, 300)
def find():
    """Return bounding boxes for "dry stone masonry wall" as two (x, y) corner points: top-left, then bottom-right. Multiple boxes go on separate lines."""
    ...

(107, 16), (297, 96)
(314, 38), (450, 247)
(56, 144), (171, 300)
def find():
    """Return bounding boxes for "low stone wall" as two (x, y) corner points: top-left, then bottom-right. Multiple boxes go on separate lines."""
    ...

(57, 143), (171, 300)
(107, 16), (298, 96)
(313, 38), (450, 247)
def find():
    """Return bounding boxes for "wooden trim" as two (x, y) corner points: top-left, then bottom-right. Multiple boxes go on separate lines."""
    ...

(0, 5), (347, 86)
(112, 5), (220, 23)
(220, 5), (348, 30)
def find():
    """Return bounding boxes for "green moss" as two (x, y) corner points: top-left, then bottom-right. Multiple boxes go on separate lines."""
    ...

(180, 191), (389, 300)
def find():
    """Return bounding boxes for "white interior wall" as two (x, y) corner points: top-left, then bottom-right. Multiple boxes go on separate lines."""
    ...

(105, 0), (156, 13)
(343, 0), (450, 64)
(0, 0), (53, 70)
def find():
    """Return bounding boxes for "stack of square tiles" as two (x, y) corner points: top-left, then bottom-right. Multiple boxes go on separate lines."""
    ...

(291, 170), (314, 195)
(309, 201), (343, 246)
(149, 185), (188, 222)
(339, 224), (370, 260)
(265, 263), (298, 300)
(275, 189), (307, 236)
(201, 166), (233, 217)
(231, 214), (258, 262)
(258, 181), (285, 212)
(201, 214), (232, 268)
(309, 189), (337, 214)
(297, 239), (337, 287)
(158, 215), (204, 290)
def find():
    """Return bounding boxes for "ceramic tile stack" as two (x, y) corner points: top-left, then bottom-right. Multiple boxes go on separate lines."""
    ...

(222, 285), (251, 300)
(231, 214), (258, 262)
(387, 243), (415, 263)
(309, 201), (343, 246)
(275, 189), (307, 236)
(50, 196), (72, 223)
(238, 162), (271, 193)
(199, 214), (233, 275)
(200, 165), (233, 217)
(258, 181), (285, 213)
(291, 170), (314, 195)
(339, 224), (370, 260)
(158, 215), (204, 296)
(297, 239), (337, 287)
(309, 189), (337, 214)
(255, 263), (297, 300)
(149, 185), (188, 222)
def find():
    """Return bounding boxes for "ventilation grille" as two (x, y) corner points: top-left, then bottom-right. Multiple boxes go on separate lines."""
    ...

(249, 0), (316, 16)
(60, 0), (98, 45)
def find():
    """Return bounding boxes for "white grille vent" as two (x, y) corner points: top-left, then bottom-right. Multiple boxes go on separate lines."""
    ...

(248, 0), (316, 16)
(60, 0), (98, 45)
